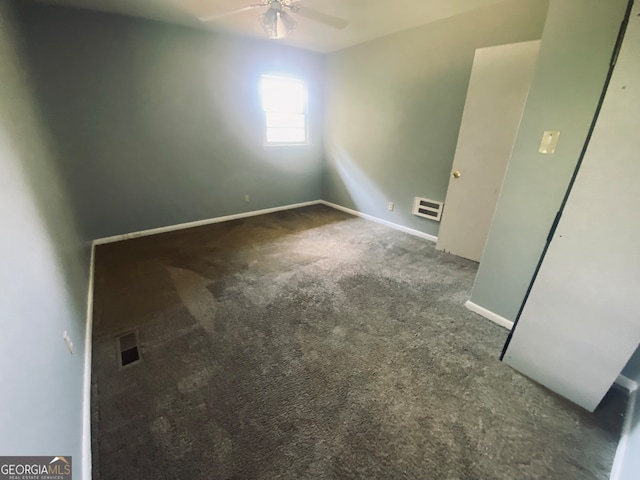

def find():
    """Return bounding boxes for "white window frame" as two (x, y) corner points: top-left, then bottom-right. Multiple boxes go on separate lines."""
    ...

(260, 74), (309, 146)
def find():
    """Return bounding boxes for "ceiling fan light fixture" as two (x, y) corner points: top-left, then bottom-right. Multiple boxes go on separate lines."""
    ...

(259, 9), (277, 38)
(259, 8), (296, 39)
(279, 11), (297, 35)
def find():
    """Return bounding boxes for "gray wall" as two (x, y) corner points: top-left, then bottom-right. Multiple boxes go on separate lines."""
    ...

(469, 0), (629, 321)
(322, 0), (549, 237)
(14, 2), (326, 240)
(0, 1), (90, 477)
(622, 347), (640, 383)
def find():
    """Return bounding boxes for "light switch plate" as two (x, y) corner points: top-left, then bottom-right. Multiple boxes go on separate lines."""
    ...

(539, 130), (560, 154)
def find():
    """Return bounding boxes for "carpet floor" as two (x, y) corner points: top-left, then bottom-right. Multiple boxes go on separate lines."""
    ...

(91, 204), (625, 480)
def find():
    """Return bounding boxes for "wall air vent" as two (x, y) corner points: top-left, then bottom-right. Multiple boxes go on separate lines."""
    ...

(412, 197), (444, 221)
(116, 330), (141, 368)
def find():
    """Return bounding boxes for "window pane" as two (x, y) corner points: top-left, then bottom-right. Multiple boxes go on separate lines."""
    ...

(261, 75), (307, 144)
(266, 112), (305, 129)
(261, 77), (304, 113)
(266, 128), (306, 143)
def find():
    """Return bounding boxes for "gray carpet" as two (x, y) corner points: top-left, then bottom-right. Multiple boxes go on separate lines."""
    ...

(91, 205), (625, 479)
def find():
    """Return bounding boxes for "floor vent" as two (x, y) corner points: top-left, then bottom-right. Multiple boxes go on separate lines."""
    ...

(116, 330), (141, 368)
(412, 197), (444, 221)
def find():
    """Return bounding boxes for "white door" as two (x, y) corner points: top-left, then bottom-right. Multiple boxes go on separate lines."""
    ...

(503, 9), (640, 412)
(436, 41), (540, 262)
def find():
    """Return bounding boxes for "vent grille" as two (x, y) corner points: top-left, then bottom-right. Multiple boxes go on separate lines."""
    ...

(412, 197), (444, 221)
(116, 330), (141, 368)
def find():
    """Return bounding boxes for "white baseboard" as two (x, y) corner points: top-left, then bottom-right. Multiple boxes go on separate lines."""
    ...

(82, 243), (95, 480)
(84, 199), (637, 480)
(319, 200), (438, 243)
(610, 386), (638, 480)
(83, 198), (432, 479)
(464, 300), (637, 393)
(614, 374), (639, 393)
(93, 200), (438, 246)
(86, 200), (322, 479)
(93, 200), (323, 245)
(464, 300), (514, 330)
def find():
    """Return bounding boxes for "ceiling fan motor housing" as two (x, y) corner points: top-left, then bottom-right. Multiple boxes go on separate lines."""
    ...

(270, 0), (284, 11)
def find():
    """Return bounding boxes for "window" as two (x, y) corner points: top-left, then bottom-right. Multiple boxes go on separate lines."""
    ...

(260, 75), (307, 145)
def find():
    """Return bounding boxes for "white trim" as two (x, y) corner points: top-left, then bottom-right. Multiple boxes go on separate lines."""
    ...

(460, 304), (640, 378)
(464, 300), (638, 393)
(93, 201), (322, 245)
(82, 199), (638, 480)
(614, 374), (639, 393)
(464, 300), (514, 330)
(319, 200), (438, 243)
(610, 387), (638, 480)
(82, 243), (95, 480)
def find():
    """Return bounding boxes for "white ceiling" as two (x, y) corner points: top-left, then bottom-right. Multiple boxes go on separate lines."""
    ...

(35, 0), (509, 53)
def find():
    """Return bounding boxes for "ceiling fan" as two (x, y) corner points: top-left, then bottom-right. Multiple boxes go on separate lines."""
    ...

(199, 0), (349, 39)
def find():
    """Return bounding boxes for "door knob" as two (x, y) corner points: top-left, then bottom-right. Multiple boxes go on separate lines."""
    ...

(451, 170), (461, 178)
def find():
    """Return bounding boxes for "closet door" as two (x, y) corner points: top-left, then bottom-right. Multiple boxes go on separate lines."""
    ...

(502, 6), (640, 412)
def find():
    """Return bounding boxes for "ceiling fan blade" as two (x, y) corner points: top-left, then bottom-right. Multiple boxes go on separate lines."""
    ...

(199, 3), (265, 22)
(292, 6), (349, 29)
